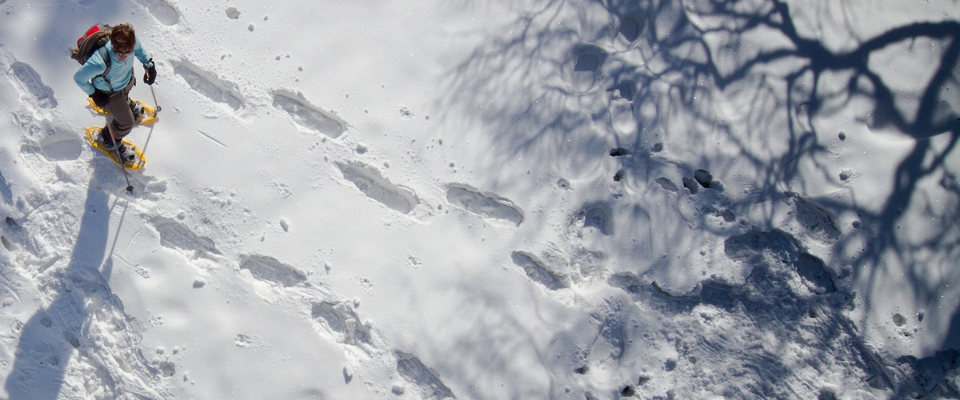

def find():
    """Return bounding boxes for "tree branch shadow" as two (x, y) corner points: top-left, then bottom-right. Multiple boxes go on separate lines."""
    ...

(440, 0), (960, 397)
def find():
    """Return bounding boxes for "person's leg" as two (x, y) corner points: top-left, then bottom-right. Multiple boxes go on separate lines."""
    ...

(102, 81), (136, 141)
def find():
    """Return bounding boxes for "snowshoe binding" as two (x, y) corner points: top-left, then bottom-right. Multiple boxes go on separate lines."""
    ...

(85, 126), (146, 169)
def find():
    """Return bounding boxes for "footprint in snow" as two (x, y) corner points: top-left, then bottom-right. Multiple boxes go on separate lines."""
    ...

(569, 44), (606, 93)
(576, 201), (613, 236)
(311, 300), (373, 348)
(786, 193), (841, 244)
(35, 209), (79, 250)
(607, 85), (638, 135)
(153, 218), (221, 258)
(445, 184), (523, 227)
(724, 229), (800, 264)
(511, 251), (566, 291)
(9, 62), (57, 108)
(724, 229), (838, 296)
(14, 119), (82, 180)
(655, 177), (680, 193)
(159, 361), (176, 377)
(1, 216), (23, 252)
(174, 61), (244, 110)
(395, 351), (457, 400)
(239, 254), (307, 287)
(1, 170), (12, 204)
(273, 91), (346, 138)
(338, 161), (418, 214)
(680, 169), (716, 194)
(131, 0), (180, 26)
(613, 12), (647, 50)
(39, 134), (83, 162)
(793, 253), (837, 294)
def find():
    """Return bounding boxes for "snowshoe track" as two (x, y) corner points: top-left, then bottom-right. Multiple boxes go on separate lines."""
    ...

(338, 161), (419, 214)
(396, 351), (457, 400)
(239, 254), (307, 287)
(445, 185), (523, 227)
(174, 61), (244, 111)
(132, 0), (180, 26)
(273, 91), (346, 138)
(9, 61), (56, 109)
(152, 218), (220, 258)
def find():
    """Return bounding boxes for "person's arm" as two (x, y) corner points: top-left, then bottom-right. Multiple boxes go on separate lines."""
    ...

(134, 38), (152, 65)
(134, 38), (157, 84)
(73, 51), (107, 95)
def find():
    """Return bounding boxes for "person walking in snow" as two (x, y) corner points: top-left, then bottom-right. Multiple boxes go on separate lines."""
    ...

(73, 23), (157, 162)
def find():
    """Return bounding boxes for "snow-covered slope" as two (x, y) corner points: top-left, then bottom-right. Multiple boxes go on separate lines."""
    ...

(0, 0), (958, 399)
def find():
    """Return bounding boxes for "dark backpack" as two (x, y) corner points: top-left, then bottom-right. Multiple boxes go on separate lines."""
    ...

(70, 24), (114, 89)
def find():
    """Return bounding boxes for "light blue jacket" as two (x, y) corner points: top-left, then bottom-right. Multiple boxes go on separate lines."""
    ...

(73, 38), (152, 95)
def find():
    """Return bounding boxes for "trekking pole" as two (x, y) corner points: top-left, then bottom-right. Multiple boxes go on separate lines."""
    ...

(149, 84), (161, 113)
(103, 116), (134, 193)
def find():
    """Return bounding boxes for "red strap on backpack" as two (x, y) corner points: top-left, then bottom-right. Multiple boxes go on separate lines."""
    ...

(77, 25), (106, 46)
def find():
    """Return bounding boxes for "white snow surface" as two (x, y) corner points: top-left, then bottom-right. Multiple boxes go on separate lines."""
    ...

(0, 0), (959, 399)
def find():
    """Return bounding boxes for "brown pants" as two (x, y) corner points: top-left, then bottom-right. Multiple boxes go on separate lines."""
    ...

(102, 79), (135, 141)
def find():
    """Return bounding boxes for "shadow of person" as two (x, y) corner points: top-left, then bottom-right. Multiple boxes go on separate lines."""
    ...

(4, 162), (124, 399)
(945, 308), (960, 353)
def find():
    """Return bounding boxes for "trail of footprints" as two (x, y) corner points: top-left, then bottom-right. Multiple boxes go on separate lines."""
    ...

(595, 229), (866, 398)
(147, 218), (457, 398)
(336, 159), (527, 229)
(5, 4), (929, 398)
(2, 10), (516, 397)
(9, 4), (862, 397)
(162, 33), (526, 229)
(499, 145), (879, 397)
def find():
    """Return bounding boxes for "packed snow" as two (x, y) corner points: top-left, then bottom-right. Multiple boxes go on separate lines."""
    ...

(0, 0), (959, 399)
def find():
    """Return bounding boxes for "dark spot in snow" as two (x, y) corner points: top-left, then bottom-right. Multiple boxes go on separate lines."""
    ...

(694, 169), (712, 188)
(682, 177), (699, 194)
(610, 147), (630, 157)
(664, 359), (677, 371)
(4, 217), (19, 229)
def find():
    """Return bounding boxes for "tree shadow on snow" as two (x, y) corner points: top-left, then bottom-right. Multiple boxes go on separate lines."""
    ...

(440, 0), (960, 397)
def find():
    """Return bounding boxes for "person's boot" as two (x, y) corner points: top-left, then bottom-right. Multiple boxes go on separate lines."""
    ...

(97, 126), (120, 150)
(116, 142), (138, 165)
(129, 99), (145, 124)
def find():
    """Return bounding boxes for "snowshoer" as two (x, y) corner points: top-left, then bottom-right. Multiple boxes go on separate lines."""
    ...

(73, 23), (157, 163)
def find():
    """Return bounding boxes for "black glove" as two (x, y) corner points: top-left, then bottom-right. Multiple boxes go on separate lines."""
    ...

(143, 59), (157, 85)
(90, 89), (109, 107)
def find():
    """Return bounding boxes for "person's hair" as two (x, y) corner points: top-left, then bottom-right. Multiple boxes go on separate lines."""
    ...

(111, 23), (136, 53)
